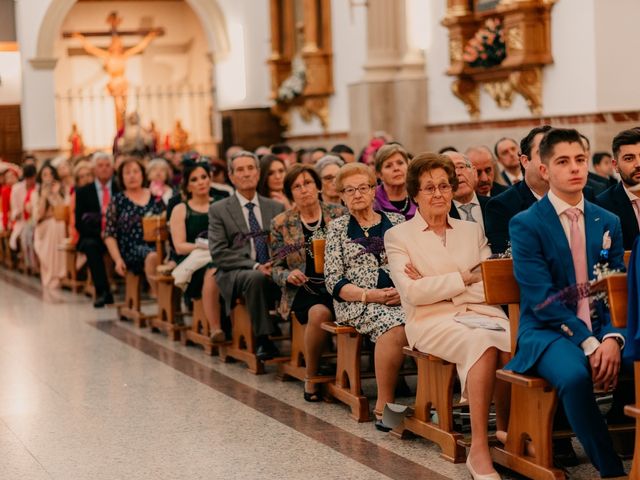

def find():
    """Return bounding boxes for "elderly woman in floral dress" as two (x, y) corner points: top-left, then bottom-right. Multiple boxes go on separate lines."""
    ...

(270, 164), (346, 401)
(324, 162), (407, 430)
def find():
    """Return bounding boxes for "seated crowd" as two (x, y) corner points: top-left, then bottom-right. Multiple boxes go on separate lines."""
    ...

(1, 126), (639, 480)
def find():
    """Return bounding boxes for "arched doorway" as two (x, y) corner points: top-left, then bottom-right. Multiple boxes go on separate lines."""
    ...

(28, 0), (230, 153)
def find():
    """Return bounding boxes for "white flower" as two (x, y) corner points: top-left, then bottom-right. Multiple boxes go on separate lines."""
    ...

(602, 230), (611, 250)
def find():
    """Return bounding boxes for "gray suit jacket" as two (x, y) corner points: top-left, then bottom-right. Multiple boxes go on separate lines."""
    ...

(208, 193), (285, 312)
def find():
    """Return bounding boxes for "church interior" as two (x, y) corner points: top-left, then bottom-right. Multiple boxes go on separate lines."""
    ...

(1, 0), (640, 479)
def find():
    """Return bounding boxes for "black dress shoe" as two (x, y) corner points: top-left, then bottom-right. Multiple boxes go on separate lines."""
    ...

(256, 343), (280, 361)
(553, 438), (579, 468)
(93, 293), (108, 308)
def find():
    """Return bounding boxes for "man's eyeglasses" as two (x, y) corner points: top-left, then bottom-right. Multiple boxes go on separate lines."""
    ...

(341, 184), (374, 196)
(419, 183), (452, 196)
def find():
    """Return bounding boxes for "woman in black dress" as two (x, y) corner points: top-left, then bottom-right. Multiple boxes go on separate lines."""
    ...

(169, 162), (224, 342)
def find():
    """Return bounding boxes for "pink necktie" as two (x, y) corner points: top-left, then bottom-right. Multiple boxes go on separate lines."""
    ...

(565, 208), (592, 331)
(101, 184), (110, 233)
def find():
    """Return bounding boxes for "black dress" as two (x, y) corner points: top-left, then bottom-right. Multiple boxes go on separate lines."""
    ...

(177, 203), (211, 299)
(289, 219), (334, 324)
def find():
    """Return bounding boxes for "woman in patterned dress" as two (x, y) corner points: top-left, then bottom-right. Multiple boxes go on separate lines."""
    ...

(324, 163), (407, 429)
(270, 164), (346, 401)
(104, 156), (165, 296)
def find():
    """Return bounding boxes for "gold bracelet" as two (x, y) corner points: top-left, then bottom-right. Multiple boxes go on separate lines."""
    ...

(361, 288), (368, 304)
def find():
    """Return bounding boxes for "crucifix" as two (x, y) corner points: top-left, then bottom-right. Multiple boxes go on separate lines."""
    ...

(63, 12), (164, 131)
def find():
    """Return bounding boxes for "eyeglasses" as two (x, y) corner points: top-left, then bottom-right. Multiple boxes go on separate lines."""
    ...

(291, 179), (316, 192)
(454, 163), (472, 171)
(322, 174), (336, 183)
(419, 183), (452, 196)
(341, 184), (374, 196)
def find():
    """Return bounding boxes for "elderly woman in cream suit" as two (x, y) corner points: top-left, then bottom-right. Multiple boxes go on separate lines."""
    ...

(385, 153), (510, 480)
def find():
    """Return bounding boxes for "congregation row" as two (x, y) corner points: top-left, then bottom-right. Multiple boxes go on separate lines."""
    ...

(1, 125), (639, 479)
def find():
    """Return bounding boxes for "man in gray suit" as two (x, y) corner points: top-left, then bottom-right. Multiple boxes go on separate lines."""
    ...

(208, 151), (285, 360)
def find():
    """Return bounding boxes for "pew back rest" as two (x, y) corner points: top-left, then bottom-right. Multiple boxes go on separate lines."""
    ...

(481, 258), (519, 356)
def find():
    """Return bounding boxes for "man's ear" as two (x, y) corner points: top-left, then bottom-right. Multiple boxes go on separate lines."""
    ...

(612, 158), (620, 174)
(519, 154), (529, 170)
(539, 162), (549, 182)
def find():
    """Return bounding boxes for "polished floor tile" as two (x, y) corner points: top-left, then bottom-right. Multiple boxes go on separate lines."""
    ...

(0, 271), (631, 479)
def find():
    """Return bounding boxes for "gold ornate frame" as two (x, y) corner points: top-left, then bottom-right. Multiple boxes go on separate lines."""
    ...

(443, 0), (556, 118)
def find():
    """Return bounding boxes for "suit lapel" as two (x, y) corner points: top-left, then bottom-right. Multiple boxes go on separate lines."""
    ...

(613, 183), (640, 236)
(584, 202), (603, 280)
(537, 196), (575, 285)
(258, 195), (274, 229)
(226, 196), (249, 234)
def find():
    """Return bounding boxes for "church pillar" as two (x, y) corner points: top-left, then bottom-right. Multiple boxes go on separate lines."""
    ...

(22, 59), (58, 151)
(349, 0), (427, 153)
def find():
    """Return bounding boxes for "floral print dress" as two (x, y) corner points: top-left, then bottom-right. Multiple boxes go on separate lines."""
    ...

(105, 192), (165, 274)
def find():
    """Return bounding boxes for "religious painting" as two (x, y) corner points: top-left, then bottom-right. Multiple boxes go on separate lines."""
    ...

(475, 0), (500, 13)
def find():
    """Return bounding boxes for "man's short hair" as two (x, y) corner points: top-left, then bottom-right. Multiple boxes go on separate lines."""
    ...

(611, 127), (640, 159)
(579, 133), (591, 151)
(330, 144), (354, 155)
(22, 164), (37, 179)
(91, 151), (114, 167)
(538, 128), (584, 164)
(520, 125), (553, 159)
(438, 146), (458, 154)
(494, 137), (518, 158)
(271, 143), (293, 156)
(228, 150), (260, 174)
(592, 151), (612, 167)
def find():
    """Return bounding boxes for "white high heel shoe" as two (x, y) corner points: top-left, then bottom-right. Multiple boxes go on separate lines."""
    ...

(466, 457), (501, 480)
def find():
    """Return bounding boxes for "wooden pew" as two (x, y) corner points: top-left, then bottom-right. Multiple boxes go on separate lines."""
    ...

(149, 266), (187, 341)
(594, 271), (639, 480)
(392, 348), (466, 463)
(484, 255), (633, 480)
(320, 322), (371, 422)
(277, 312), (307, 381)
(59, 240), (86, 293)
(1, 230), (13, 269)
(482, 258), (565, 480)
(117, 271), (153, 327)
(218, 299), (274, 374)
(181, 298), (219, 356)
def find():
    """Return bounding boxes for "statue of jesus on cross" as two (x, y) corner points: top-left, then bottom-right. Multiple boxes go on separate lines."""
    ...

(67, 12), (163, 131)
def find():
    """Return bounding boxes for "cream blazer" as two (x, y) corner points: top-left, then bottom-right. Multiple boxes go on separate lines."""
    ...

(384, 213), (507, 350)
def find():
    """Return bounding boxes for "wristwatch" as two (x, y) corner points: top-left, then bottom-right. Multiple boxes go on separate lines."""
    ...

(609, 336), (624, 349)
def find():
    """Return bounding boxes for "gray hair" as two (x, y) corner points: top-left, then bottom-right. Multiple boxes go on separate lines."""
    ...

(465, 145), (495, 161)
(146, 158), (172, 179)
(91, 151), (114, 167)
(314, 154), (344, 175)
(228, 150), (260, 174)
(443, 150), (471, 168)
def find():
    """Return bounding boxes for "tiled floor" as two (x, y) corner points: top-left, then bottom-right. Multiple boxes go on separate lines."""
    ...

(0, 270), (631, 479)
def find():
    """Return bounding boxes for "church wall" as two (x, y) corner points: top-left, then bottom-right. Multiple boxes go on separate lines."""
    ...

(285, 0), (367, 141)
(214, 0), (271, 110)
(0, 52), (21, 105)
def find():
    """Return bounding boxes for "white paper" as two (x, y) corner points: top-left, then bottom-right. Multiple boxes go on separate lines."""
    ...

(454, 312), (505, 331)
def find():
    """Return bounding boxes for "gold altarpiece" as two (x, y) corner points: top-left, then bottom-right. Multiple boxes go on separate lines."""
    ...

(268, 0), (334, 129)
(443, 0), (556, 119)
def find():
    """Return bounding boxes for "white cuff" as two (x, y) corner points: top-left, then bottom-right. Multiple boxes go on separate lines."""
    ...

(580, 336), (600, 356)
(603, 333), (625, 350)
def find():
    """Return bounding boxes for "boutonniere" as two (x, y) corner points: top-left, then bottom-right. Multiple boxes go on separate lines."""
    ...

(599, 230), (611, 262)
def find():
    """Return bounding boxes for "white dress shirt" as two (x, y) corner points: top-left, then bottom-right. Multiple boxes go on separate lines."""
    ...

(623, 184), (640, 229)
(453, 193), (484, 233)
(547, 190), (623, 355)
(235, 191), (262, 262)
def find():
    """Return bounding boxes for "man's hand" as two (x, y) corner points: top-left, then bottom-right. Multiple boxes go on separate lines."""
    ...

(589, 338), (621, 391)
(257, 262), (272, 276)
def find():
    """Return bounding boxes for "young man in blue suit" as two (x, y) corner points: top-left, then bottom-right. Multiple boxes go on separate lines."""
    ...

(508, 128), (628, 478)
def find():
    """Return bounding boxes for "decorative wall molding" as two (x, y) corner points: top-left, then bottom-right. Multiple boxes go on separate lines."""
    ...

(425, 109), (640, 133)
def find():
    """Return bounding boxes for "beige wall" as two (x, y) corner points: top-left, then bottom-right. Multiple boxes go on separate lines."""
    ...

(55, 1), (212, 150)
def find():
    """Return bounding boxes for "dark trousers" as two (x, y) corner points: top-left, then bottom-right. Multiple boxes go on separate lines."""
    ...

(223, 269), (280, 337)
(78, 237), (109, 296)
(535, 338), (625, 477)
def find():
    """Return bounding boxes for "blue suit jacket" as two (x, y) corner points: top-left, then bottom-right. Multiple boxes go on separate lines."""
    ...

(505, 195), (626, 374)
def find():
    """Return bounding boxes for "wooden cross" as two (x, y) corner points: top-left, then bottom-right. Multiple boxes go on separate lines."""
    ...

(62, 11), (164, 39)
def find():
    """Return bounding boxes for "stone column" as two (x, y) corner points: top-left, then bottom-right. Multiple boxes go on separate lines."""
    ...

(349, 0), (427, 153)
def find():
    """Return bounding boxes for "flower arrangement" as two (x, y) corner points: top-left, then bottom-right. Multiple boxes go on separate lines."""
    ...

(462, 17), (506, 69)
(276, 57), (307, 103)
